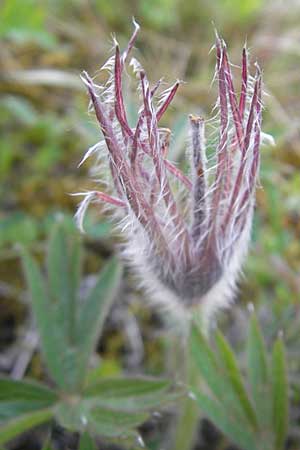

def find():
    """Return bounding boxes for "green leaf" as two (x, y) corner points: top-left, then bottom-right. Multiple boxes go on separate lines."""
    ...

(47, 223), (81, 345)
(0, 378), (57, 403)
(0, 378), (58, 421)
(0, 213), (39, 248)
(46, 224), (87, 392)
(190, 325), (251, 426)
(79, 432), (96, 450)
(69, 234), (82, 309)
(21, 247), (65, 388)
(1, 96), (37, 125)
(47, 223), (73, 322)
(54, 401), (84, 432)
(0, 0), (56, 48)
(88, 406), (148, 438)
(21, 246), (76, 391)
(55, 395), (149, 438)
(47, 222), (83, 391)
(193, 391), (258, 450)
(247, 313), (270, 427)
(84, 377), (173, 411)
(76, 257), (122, 379)
(22, 237), (122, 393)
(272, 337), (288, 450)
(0, 408), (53, 445)
(215, 331), (258, 430)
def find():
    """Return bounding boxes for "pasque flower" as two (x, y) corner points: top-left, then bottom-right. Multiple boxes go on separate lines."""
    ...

(77, 22), (264, 319)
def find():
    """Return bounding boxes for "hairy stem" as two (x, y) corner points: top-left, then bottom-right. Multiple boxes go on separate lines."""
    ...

(173, 313), (209, 450)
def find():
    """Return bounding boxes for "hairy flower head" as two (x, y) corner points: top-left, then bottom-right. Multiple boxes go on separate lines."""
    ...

(77, 22), (265, 321)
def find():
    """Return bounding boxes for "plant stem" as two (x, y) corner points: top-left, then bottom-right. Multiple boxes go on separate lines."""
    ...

(172, 310), (209, 450)
(173, 350), (200, 450)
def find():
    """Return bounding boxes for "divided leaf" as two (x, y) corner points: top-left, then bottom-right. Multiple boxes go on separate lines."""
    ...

(21, 247), (66, 388)
(87, 406), (148, 438)
(190, 325), (252, 428)
(0, 378), (58, 421)
(84, 377), (173, 412)
(0, 409), (53, 446)
(54, 376), (175, 439)
(76, 257), (122, 379)
(191, 319), (290, 450)
(194, 391), (258, 450)
(55, 389), (151, 440)
(22, 225), (122, 392)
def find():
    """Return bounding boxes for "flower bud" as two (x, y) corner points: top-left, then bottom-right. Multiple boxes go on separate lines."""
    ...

(77, 22), (265, 321)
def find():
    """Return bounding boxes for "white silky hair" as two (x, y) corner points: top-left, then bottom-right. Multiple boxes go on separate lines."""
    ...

(76, 34), (267, 328)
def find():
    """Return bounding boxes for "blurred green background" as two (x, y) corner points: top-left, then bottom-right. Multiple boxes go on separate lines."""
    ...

(0, 0), (299, 446)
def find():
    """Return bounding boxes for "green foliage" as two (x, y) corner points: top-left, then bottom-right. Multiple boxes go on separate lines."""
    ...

(0, 224), (177, 446)
(83, 377), (173, 411)
(140, 0), (178, 29)
(215, 331), (257, 430)
(0, 213), (40, 248)
(219, 0), (262, 21)
(0, 212), (111, 254)
(21, 222), (122, 392)
(190, 312), (289, 450)
(0, 0), (45, 36)
(190, 326), (253, 428)
(87, 407), (148, 438)
(0, 409), (54, 446)
(0, 0), (56, 47)
(79, 432), (96, 450)
(193, 392), (258, 450)
(75, 259), (122, 381)
(272, 338), (288, 450)
(92, 0), (262, 31)
(0, 0), (298, 448)
(0, 378), (58, 421)
(54, 376), (176, 437)
(247, 312), (270, 428)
